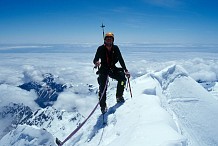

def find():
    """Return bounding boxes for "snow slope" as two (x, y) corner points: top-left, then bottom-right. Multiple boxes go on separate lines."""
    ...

(61, 73), (186, 146)
(61, 64), (218, 146)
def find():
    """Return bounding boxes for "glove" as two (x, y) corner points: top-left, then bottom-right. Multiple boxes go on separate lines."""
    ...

(125, 70), (130, 78)
(94, 61), (101, 68)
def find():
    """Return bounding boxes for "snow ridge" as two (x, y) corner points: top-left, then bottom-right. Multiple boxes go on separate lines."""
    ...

(155, 65), (218, 146)
(151, 64), (188, 90)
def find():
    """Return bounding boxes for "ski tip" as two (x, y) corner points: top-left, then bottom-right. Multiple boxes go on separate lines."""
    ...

(56, 137), (62, 146)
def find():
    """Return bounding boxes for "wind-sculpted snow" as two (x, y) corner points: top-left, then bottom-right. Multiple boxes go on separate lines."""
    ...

(154, 65), (218, 146)
(0, 125), (55, 146)
(151, 64), (189, 90)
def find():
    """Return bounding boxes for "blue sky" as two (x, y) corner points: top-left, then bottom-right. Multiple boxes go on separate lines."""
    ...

(0, 0), (218, 44)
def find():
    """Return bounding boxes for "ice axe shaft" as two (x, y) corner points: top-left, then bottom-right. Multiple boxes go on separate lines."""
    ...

(127, 77), (132, 98)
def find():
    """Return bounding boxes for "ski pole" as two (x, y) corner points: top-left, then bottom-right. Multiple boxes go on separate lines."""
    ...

(127, 77), (132, 98)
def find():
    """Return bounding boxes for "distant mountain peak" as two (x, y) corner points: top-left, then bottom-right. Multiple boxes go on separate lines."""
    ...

(18, 73), (67, 108)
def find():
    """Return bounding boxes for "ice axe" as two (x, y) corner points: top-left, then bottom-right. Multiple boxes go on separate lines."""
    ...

(127, 76), (132, 98)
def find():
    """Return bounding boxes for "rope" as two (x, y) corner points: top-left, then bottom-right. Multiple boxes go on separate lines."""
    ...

(56, 75), (109, 146)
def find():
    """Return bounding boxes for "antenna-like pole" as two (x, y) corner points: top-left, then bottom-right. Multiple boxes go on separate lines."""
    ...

(100, 23), (105, 40)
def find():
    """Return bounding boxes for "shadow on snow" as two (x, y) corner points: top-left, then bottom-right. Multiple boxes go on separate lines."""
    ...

(87, 101), (124, 142)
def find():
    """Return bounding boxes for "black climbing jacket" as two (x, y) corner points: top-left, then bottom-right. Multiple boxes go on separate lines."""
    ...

(93, 44), (127, 72)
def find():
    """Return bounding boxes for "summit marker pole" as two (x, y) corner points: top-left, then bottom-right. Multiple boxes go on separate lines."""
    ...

(100, 23), (105, 40)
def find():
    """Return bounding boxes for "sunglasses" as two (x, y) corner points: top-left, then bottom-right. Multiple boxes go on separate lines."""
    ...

(105, 37), (113, 40)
